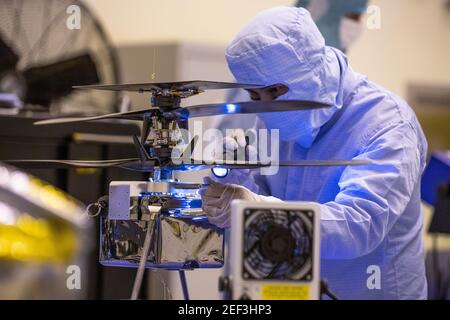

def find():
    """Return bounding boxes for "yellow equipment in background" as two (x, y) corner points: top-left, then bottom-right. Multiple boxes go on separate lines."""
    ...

(0, 163), (91, 299)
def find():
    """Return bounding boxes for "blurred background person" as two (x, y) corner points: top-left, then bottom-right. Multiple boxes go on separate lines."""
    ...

(296, 0), (369, 53)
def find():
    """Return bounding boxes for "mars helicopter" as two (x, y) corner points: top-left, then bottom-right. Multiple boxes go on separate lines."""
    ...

(4, 80), (371, 300)
(6, 80), (368, 173)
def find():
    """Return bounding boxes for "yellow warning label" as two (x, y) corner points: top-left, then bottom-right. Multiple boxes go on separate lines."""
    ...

(261, 284), (310, 300)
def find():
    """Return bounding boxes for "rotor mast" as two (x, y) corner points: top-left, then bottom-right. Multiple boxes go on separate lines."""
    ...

(142, 88), (195, 173)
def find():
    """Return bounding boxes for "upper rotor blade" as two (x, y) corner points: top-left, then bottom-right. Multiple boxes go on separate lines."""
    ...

(4, 158), (140, 169)
(34, 108), (154, 125)
(73, 81), (263, 92)
(185, 100), (331, 118)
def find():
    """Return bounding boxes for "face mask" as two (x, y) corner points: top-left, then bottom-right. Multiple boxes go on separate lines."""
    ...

(340, 17), (363, 51)
(258, 84), (339, 147)
(259, 104), (337, 147)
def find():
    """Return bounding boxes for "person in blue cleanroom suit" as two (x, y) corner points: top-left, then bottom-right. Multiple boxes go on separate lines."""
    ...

(200, 7), (428, 299)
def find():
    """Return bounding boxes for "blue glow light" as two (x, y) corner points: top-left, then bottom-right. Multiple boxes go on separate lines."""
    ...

(225, 103), (237, 114)
(192, 216), (208, 222)
(211, 167), (229, 178)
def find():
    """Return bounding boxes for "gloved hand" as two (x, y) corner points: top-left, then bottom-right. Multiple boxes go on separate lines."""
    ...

(199, 176), (281, 228)
(212, 129), (257, 161)
(219, 129), (258, 184)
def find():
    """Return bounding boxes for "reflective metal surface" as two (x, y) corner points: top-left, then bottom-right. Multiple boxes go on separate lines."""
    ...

(100, 181), (224, 270)
(100, 216), (224, 269)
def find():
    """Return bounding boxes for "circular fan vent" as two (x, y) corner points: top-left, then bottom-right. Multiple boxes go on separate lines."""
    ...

(243, 208), (314, 280)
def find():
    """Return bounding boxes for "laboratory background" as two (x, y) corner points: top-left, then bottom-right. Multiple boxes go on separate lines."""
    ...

(0, 0), (449, 301)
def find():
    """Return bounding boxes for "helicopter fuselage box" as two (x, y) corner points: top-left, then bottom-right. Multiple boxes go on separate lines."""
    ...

(100, 180), (224, 270)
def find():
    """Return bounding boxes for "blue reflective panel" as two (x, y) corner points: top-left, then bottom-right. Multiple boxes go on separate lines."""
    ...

(211, 167), (229, 178)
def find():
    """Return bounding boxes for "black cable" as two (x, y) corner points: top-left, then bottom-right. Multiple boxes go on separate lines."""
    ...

(179, 270), (190, 301)
(320, 280), (340, 300)
(432, 235), (442, 299)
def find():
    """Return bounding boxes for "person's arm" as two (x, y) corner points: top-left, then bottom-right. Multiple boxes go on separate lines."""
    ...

(320, 121), (425, 259)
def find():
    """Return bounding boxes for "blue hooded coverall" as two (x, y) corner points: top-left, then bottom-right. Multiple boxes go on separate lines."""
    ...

(220, 7), (428, 299)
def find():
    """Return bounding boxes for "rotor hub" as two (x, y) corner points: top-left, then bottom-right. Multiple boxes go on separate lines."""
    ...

(151, 94), (181, 111)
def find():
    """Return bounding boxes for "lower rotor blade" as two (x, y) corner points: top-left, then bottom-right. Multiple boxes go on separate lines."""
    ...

(4, 158), (140, 169)
(167, 159), (371, 170)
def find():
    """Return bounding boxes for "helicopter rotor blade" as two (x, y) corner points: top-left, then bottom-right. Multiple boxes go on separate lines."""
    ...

(73, 81), (263, 92)
(3, 157), (372, 173)
(33, 99), (331, 126)
(185, 100), (331, 118)
(214, 159), (371, 168)
(34, 108), (156, 125)
(166, 158), (372, 171)
(4, 158), (161, 172)
(4, 158), (141, 169)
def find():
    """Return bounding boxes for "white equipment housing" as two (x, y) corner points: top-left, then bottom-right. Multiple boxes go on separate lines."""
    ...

(225, 201), (320, 300)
